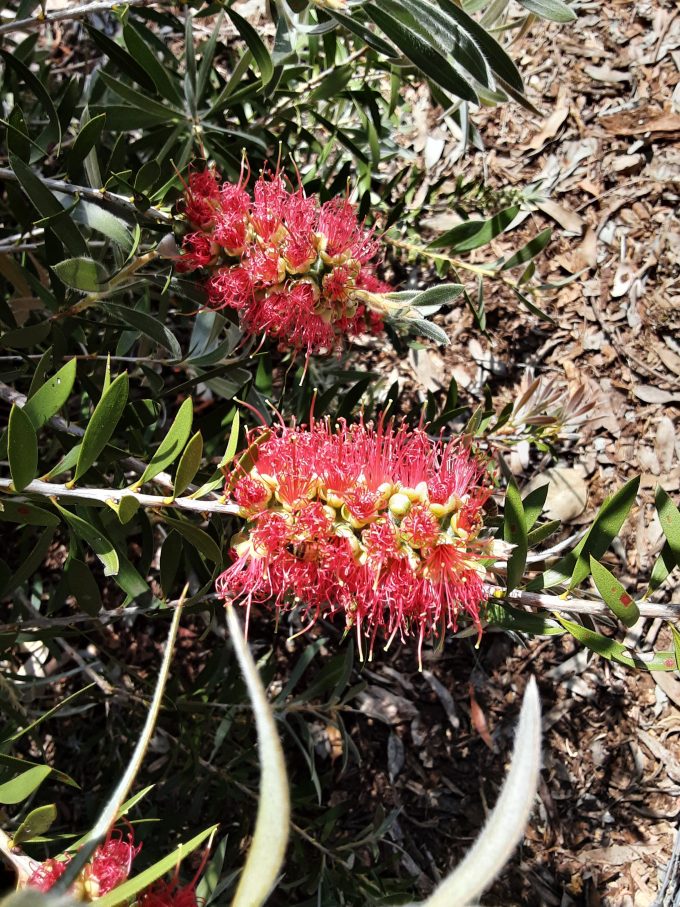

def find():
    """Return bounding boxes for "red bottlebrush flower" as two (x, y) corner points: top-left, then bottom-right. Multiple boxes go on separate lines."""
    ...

(176, 165), (392, 355)
(207, 266), (253, 311)
(176, 233), (217, 273)
(85, 829), (141, 897)
(27, 857), (70, 892)
(183, 169), (222, 229)
(26, 828), (140, 901)
(217, 418), (496, 663)
(138, 878), (199, 907)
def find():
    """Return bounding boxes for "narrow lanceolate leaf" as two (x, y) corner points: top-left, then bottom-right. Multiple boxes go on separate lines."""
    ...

(54, 592), (189, 899)
(529, 476), (640, 591)
(503, 483), (527, 593)
(226, 7), (274, 86)
(655, 485), (680, 568)
(365, 3), (478, 103)
(0, 765), (52, 805)
(133, 397), (193, 489)
(74, 372), (128, 482)
(428, 206), (520, 252)
(24, 358), (77, 429)
(589, 556), (640, 627)
(406, 283), (465, 307)
(8, 404), (38, 492)
(53, 504), (119, 577)
(12, 804), (58, 846)
(173, 431), (203, 498)
(557, 618), (677, 672)
(0, 501), (59, 527)
(516, 0), (576, 22)
(414, 679), (541, 907)
(501, 228), (552, 270)
(227, 606), (290, 907)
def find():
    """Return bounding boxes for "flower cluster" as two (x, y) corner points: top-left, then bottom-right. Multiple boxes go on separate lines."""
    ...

(27, 828), (140, 901)
(176, 166), (392, 355)
(26, 829), (203, 906)
(216, 418), (496, 662)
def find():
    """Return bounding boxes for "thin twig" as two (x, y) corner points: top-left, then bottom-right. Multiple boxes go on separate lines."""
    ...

(0, 477), (238, 516)
(0, 167), (172, 225)
(0, 0), (150, 37)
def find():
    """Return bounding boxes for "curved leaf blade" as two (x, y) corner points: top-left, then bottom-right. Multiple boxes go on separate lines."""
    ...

(74, 372), (128, 482)
(8, 404), (38, 492)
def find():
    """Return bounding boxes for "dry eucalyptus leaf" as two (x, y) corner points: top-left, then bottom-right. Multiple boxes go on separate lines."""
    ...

(634, 386), (680, 404)
(524, 466), (588, 522)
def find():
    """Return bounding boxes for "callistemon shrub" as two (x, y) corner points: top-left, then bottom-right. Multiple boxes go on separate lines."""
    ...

(216, 419), (496, 661)
(176, 167), (392, 355)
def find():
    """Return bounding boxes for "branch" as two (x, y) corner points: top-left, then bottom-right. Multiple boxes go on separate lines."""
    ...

(0, 382), (185, 495)
(0, 478), (239, 517)
(484, 583), (680, 622)
(0, 0), (150, 37)
(0, 168), (172, 225)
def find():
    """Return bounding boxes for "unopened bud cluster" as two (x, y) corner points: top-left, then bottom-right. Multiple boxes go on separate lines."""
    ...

(176, 167), (392, 355)
(216, 419), (496, 661)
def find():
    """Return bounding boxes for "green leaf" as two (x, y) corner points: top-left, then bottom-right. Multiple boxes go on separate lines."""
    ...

(134, 398), (193, 488)
(24, 358), (77, 429)
(485, 600), (562, 636)
(406, 315), (449, 345)
(0, 765), (51, 804)
(522, 484), (548, 530)
(648, 541), (675, 594)
(655, 485), (680, 568)
(0, 49), (61, 154)
(53, 504), (119, 577)
(74, 372), (129, 482)
(51, 257), (109, 293)
(95, 826), (219, 907)
(503, 482), (527, 592)
(71, 203), (133, 253)
(68, 113), (106, 175)
(672, 624), (680, 671)
(557, 617), (677, 672)
(123, 22), (184, 106)
(365, 2), (477, 102)
(428, 206), (520, 252)
(98, 71), (181, 121)
(0, 321), (51, 349)
(8, 404), (38, 492)
(197, 12), (224, 100)
(65, 558), (103, 616)
(0, 501), (59, 527)
(104, 303), (182, 360)
(9, 153), (86, 257)
(84, 23), (157, 91)
(401, 283), (465, 307)
(226, 7), (274, 86)
(526, 519), (560, 547)
(163, 516), (222, 564)
(3, 529), (54, 597)
(516, 0), (576, 22)
(530, 477), (640, 591)
(12, 804), (58, 846)
(174, 431), (203, 498)
(105, 495), (140, 525)
(589, 556), (640, 627)
(501, 228), (552, 271)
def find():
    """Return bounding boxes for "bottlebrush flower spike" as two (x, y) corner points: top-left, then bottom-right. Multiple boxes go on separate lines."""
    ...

(177, 165), (393, 356)
(216, 417), (497, 664)
(25, 828), (140, 902)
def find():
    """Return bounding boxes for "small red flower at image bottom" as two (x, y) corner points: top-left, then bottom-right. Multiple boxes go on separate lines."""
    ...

(216, 417), (498, 663)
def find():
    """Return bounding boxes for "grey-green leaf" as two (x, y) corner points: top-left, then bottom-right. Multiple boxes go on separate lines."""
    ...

(589, 556), (640, 628)
(51, 257), (109, 293)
